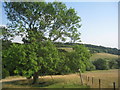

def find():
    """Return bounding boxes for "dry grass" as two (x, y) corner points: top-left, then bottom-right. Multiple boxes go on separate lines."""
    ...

(1, 69), (118, 88)
(58, 47), (73, 52)
(2, 74), (88, 88)
(0, 76), (26, 83)
(82, 69), (118, 88)
(43, 74), (81, 85)
(90, 53), (118, 61)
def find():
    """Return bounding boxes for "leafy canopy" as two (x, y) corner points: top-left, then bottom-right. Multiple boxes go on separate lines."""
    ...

(3, 41), (60, 78)
(4, 2), (81, 43)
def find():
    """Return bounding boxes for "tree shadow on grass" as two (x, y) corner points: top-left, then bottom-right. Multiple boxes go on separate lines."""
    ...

(2, 79), (59, 88)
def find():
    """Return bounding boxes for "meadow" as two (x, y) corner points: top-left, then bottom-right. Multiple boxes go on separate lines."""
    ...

(82, 69), (118, 88)
(1, 69), (118, 88)
(90, 53), (118, 61)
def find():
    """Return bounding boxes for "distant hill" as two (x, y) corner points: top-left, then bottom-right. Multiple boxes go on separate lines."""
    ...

(54, 42), (119, 55)
(84, 44), (119, 55)
(90, 53), (118, 61)
(2, 40), (119, 55)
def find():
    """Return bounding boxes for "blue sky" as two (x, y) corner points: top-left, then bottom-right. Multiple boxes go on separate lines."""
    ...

(0, 2), (118, 48)
(65, 2), (118, 48)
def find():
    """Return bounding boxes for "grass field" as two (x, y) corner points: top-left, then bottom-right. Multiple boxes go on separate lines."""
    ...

(82, 69), (118, 88)
(1, 69), (118, 88)
(1, 74), (89, 88)
(90, 53), (118, 61)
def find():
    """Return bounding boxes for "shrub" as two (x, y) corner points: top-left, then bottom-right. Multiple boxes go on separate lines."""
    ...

(2, 68), (10, 79)
(92, 58), (109, 70)
(108, 59), (118, 69)
(86, 63), (96, 71)
(109, 59), (119, 69)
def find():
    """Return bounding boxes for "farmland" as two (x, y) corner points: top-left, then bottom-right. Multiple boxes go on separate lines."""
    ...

(82, 69), (118, 88)
(1, 69), (118, 88)
(90, 53), (118, 61)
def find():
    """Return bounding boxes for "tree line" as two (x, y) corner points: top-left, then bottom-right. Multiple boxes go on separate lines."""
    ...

(92, 58), (119, 70)
(54, 42), (119, 55)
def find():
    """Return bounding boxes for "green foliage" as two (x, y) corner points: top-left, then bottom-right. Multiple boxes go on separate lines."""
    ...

(65, 45), (92, 73)
(116, 59), (120, 69)
(0, 27), (10, 40)
(53, 45), (93, 74)
(108, 59), (119, 69)
(92, 58), (109, 70)
(3, 41), (60, 78)
(2, 68), (10, 79)
(2, 43), (25, 76)
(55, 51), (70, 74)
(86, 62), (96, 71)
(84, 44), (119, 55)
(36, 41), (60, 75)
(4, 2), (81, 43)
(91, 57), (119, 70)
(2, 42), (94, 82)
(2, 40), (12, 50)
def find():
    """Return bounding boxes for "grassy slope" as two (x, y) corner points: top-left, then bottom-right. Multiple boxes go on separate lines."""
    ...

(58, 47), (118, 61)
(90, 53), (118, 61)
(58, 47), (118, 62)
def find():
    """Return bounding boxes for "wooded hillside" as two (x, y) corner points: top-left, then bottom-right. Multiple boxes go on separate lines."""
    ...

(54, 42), (119, 55)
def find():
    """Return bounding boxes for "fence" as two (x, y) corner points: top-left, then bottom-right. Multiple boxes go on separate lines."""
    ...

(41, 71), (118, 89)
(79, 74), (118, 89)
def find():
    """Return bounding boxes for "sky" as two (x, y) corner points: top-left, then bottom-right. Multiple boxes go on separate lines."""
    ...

(0, 1), (118, 48)
(65, 2), (118, 48)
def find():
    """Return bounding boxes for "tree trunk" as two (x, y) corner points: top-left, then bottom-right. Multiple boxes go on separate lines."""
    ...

(32, 72), (39, 84)
(26, 76), (32, 79)
(50, 75), (54, 82)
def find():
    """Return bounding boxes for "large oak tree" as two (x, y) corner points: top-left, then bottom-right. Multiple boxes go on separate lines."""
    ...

(3, 1), (82, 84)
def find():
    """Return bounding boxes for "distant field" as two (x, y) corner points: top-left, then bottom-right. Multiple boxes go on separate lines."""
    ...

(90, 53), (118, 61)
(58, 47), (73, 52)
(57, 48), (118, 61)
(1, 69), (118, 88)
(57, 47), (118, 61)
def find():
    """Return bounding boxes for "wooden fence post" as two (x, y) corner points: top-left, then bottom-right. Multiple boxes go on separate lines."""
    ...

(88, 77), (89, 82)
(99, 79), (101, 90)
(86, 76), (87, 84)
(50, 75), (54, 82)
(86, 76), (87, 81)
(87, 76), (89, 85)
(92, 77), (93, 85)
(113, 82), (116, 90)
(78, 69), (83, 85)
